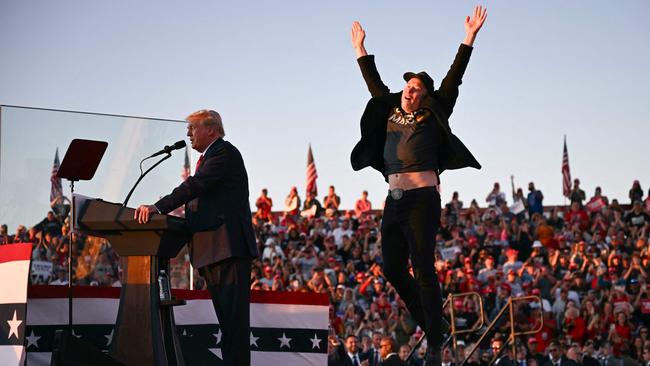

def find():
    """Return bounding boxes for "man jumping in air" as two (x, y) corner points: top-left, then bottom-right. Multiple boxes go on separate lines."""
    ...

(349, 5), (487, 365)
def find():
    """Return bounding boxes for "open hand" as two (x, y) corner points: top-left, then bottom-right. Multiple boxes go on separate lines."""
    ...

(351, 21), (368, 58)
(465, 5), (488, 36)
(351, 21), (365, 49)
(462, 5), (487, 46)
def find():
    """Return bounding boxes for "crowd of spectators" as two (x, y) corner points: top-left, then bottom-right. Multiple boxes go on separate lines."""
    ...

(2, 179), (650, 365)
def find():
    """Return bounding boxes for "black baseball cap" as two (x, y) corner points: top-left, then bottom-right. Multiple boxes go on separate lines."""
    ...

(403, 72), (434, 95)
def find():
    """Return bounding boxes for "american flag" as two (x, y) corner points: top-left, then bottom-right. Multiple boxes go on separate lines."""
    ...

(181, 146), (190, 181)
(305, 144), (318, 197)
(562, 136), (571, 198)
(24, 286), (328, 366)
(0, 243), (32, 365)
(50, 148), (63, 204)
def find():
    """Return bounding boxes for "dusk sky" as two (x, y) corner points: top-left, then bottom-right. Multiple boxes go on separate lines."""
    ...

(1, 1), (648, 228)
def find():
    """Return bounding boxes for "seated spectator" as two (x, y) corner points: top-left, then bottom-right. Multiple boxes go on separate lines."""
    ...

(301, 192), (322, 218)
(283, 186), (301, 216)
(323, 185), (341, 217)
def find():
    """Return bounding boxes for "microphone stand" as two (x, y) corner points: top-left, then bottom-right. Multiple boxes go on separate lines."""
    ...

(123, 153), (172, 208)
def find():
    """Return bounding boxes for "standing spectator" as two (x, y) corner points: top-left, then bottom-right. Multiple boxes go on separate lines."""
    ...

(255, 188), (273, 222)
(645, 188), (650, 213)
(398, 344), (413, 365)
(566, 202), (589, 231)
(563, 307), (586, 345)
(445, 192), (464, 226)
(542, 342), (567, 366)
(323, 185), (342, 217)
(378, 335), (405, 366)
(581, 341), (601, 366)
(527, 182), (544, 216)
(599, 342), (623, 366)
(13, 225), (27, 243)
(0, 224), (10, 244)
(570, 179), (587, 207)
(35, 211), (63, 238)
(284, 186), (301, 216)
(355, 190), (372, 218)
(333, 220), (354, 250)
(586, 187), (609, 214)
(630, 180), (644, 205)
(364, 331), (382, 366)
(641, 346), (650, 366)
(624, 201), (649, 236)
(486, 182), (507, 208)
(328, 334), (368, 366)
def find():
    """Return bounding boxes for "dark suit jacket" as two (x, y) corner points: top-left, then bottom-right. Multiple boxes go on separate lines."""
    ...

(363, 348), (381, 366)
(351, 44), (481, 180)
(380, 354), (408, 366)
(328, 344), (368, 366)
(155, 138), (258, 268)
(542, 356), (580, 366)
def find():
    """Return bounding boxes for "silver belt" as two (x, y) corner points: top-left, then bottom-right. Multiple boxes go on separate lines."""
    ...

(389, 188), (404, 200)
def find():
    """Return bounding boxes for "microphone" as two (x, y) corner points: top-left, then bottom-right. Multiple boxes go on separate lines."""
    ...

(148, 140), (186, 158)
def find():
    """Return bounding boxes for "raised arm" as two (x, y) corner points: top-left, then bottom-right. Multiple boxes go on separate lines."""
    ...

(463, 5), (487, 47)
(351, 21), (368, 59)
(351, 21), (390, 97)
(437, 5), (487, 117)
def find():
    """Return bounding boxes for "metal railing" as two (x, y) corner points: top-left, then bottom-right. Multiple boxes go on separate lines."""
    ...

(460, 295), (544, 366)
(406, 291), (486, 362)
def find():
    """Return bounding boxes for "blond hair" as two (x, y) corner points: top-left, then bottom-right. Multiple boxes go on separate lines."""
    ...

(186, 109), (225, 137)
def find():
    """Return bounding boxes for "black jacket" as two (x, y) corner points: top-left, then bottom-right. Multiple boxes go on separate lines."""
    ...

(350, 44), (481, 179)
(380, 354), (408, 366)
(155, 138), (258, 268)
(328, 344), (368, 366)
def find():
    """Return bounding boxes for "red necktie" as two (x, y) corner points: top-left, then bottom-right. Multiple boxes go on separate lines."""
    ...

(195, 154), (204, 173)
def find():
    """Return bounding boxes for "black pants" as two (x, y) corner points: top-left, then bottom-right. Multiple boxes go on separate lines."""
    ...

(200, 257), (252, 366)
(381, 187), (443, 348)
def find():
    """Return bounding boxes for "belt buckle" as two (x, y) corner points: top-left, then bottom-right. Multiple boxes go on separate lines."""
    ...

(390, 188), (404, 200)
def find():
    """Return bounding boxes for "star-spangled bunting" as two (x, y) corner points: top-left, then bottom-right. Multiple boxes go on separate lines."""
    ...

(104, 329), (114, 346)
(26, 330), (41, 349)
(21, 288), (330, 366)
(278, 332), (292, 349)
(250, 332), (259, 347)
(208, 348), (223, 360)
(309, 333), (321, 349)
(7, 310), (22, 340)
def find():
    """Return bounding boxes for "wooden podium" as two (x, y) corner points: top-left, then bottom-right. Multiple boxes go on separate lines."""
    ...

(75, 196), (189, 366)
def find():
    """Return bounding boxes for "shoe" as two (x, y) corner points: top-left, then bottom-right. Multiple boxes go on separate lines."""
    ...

(424, 348), (441, 366)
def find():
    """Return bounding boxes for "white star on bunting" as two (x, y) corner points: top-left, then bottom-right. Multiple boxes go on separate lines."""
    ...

(309, 333), (322, 349)
(208, 348), (223, 360)
(278, 332), (292, 349)
(7, 310), (22, 340)
(250, 332), (259, 347)
(26, 330), (41, 348)
(213, 329), (222, 345)
(105, 329), (114, 346)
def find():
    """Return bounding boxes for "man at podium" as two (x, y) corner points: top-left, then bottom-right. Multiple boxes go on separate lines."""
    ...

(135, 109), (259, 366)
